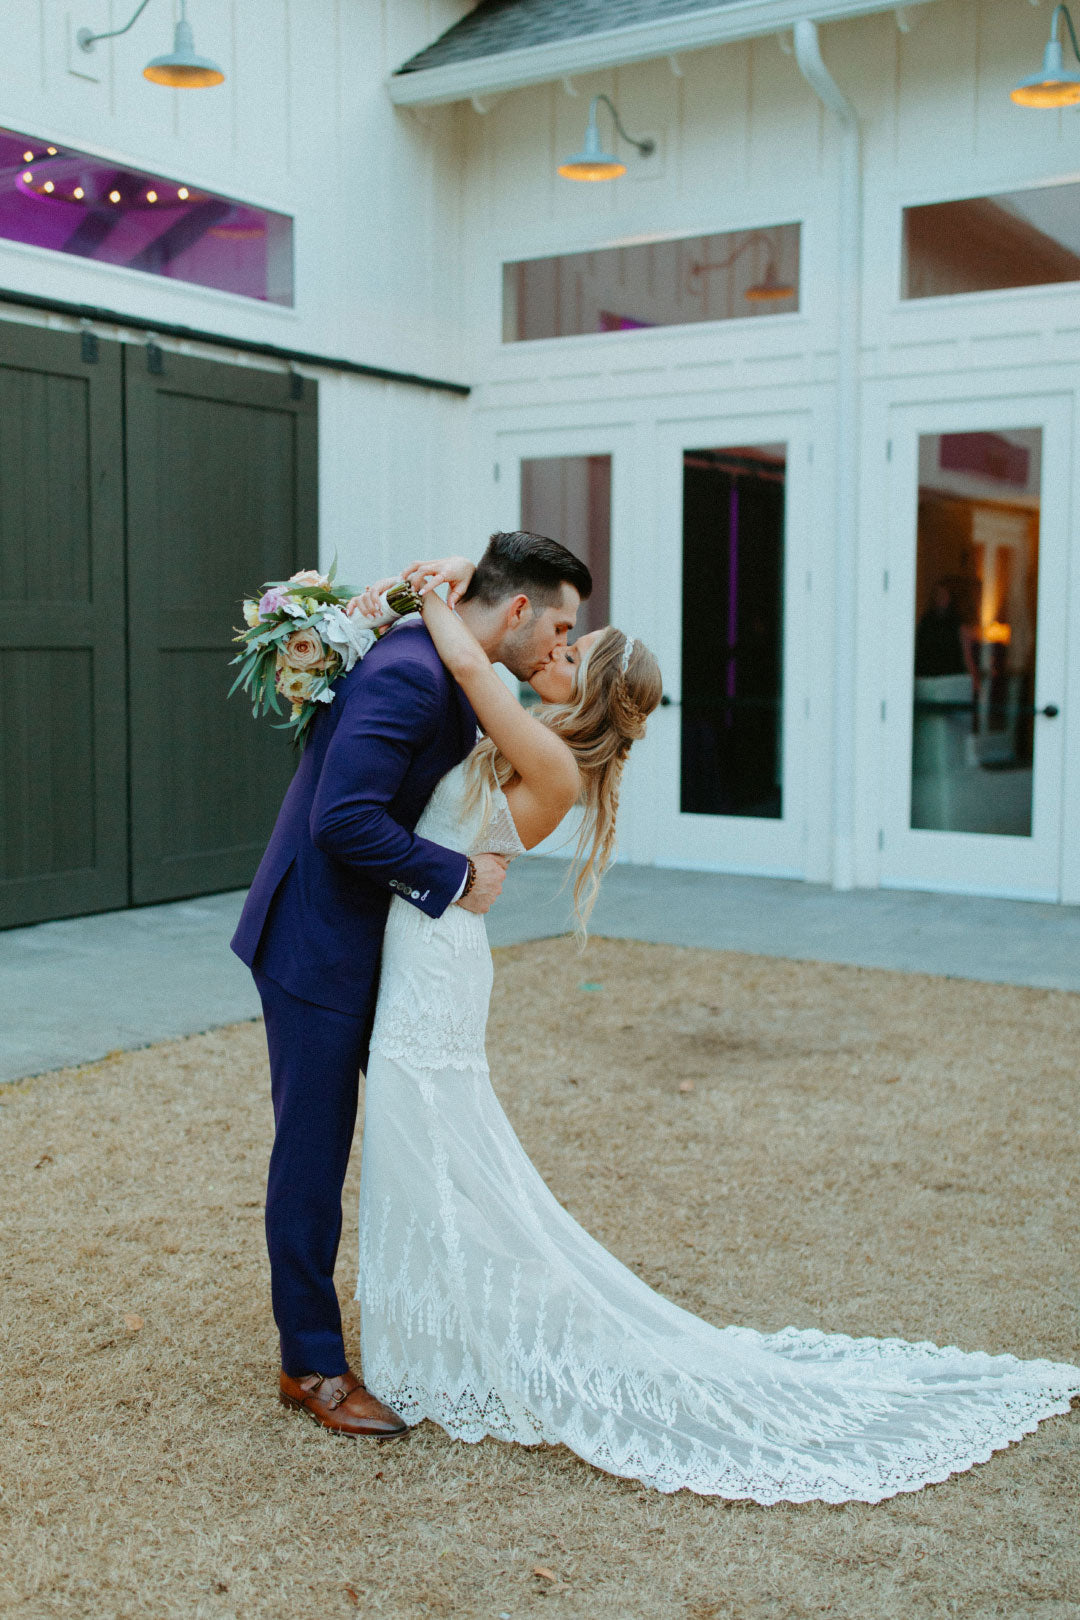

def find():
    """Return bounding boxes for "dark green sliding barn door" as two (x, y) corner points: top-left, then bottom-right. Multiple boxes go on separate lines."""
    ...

(124, 348), (316, 905)
(0, 323), (317, 929)
(0, 323), (128, 928)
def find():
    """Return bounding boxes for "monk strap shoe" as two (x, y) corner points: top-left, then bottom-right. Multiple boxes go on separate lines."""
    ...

(278, 1369), (409, 1438)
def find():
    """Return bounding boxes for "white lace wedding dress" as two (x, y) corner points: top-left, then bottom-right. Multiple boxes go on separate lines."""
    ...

(356, 762), (1079, 1501)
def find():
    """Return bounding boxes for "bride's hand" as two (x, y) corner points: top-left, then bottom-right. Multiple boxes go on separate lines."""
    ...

(402, 555), (475, 609)
(345, 578), (398, 620)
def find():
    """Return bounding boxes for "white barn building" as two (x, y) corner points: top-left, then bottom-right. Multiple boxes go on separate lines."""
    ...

(2, 0), (1079, 926)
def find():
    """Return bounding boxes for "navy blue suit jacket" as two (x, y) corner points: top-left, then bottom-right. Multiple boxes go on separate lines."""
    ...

(231, 619), (475, 1018)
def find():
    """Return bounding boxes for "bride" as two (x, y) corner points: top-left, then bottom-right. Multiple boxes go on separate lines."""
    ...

(352, 561), (1079, 1503)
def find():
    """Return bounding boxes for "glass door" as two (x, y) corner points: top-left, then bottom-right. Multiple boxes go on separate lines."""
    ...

(485, 424), (633, 857)
(879, 398), (1069, 898)
(651, 413), (813, 876)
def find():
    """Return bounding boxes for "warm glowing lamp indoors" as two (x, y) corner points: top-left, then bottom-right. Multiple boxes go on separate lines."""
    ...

(558, 95), (654, 182)
(1011, 2), (1080, 106)
(745, 261), (797, 302)
(77, 0), (224, 88)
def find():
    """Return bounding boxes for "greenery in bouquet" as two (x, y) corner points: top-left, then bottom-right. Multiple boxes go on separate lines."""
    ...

(230, 567), (397, 745)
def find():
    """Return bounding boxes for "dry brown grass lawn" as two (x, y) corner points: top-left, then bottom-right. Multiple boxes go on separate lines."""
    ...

(1, 937), (1078, 1620)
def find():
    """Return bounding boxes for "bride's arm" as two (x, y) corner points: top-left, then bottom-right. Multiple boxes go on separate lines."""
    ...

(420, 592), (580, 845)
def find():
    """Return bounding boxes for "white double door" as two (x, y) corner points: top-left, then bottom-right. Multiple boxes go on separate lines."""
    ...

(484, 410), (818, 876)
(876, 391), (1073, 901)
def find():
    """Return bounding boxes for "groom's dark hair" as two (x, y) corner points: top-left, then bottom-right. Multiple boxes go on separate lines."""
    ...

(461, 530), (592, 611)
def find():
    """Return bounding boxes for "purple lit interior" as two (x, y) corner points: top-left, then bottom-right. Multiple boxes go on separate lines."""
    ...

(726, 480), (739, 724)
(0, 129), (293, 305)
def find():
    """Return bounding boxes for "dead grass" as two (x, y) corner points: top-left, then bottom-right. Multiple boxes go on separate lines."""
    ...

(1, 937), (1078, 1620)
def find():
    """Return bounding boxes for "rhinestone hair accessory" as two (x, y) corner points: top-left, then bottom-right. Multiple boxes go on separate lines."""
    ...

(620, 634), (635, 675)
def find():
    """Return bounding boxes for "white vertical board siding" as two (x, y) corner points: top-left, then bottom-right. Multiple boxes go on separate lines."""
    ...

(3, 0), (470, 380)
(317, 370), (470, 587)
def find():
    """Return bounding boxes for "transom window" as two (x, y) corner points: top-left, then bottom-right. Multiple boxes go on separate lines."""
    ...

(0, 127), (293, 305)
(503, 224), (799, 342)
(903, 183), (1080, 301)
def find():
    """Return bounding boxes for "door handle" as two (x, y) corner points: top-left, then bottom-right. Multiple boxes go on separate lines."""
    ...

(660, 693), (679, 707)
(1038, 704), (1060, 718)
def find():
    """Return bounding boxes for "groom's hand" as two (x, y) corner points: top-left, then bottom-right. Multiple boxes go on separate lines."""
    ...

(455, 852), (508, 914)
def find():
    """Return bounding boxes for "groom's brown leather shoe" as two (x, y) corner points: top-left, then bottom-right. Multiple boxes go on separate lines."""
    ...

(278, 1369), (409, 1438)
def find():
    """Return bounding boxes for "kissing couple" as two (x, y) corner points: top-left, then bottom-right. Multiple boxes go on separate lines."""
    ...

(233, 529), (1078, 1502)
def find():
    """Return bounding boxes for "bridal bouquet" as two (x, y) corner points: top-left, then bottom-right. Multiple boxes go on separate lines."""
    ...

(229, 568), (422, 744)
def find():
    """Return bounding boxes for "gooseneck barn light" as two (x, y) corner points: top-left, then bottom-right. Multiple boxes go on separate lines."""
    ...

(558, 94), (655, 182)
(689, 231), (796, 304)
(1011, 2), (1080, 106)
(77, 0), (224, 88)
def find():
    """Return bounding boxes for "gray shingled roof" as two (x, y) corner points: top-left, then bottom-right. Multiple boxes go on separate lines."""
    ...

(395, 0), (745, 76)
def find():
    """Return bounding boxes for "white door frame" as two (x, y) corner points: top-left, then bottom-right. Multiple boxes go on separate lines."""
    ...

(873, 391), (1071, 901)
(476, 417), (658, 861)
(645, 406), (819, 879)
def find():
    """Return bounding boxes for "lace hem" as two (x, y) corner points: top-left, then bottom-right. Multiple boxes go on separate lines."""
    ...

(367, 1350), (1079, 1503)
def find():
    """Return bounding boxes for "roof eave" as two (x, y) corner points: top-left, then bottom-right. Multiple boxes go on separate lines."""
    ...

(388, 0), (939, 106)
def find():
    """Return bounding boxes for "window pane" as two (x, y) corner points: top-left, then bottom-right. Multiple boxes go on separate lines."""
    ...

(0, 127), (293, 305)
(681, 446), (785, 818)
(504, 226), (799, 342)
(910, 430), (1040, 837)
(520, 455), (610, 635)
(903, 186), (1080, 300)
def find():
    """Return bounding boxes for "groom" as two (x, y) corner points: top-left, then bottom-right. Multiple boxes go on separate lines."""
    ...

(232, 530), (592, 1436)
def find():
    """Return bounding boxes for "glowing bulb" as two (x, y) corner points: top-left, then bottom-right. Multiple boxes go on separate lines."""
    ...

(22, 151), (33, 162)
(47, 146), (57, 155)
(73, 186), (84, 200)
(43, 180), (54, 194)
(146, 190), (158, 203)
(109, 189), (121, 203)
(177, 187), (189, 200)
(21, 171), (32, 184)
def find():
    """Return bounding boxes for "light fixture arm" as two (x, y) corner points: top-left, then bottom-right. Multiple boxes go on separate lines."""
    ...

(77, 0), (156, 53)
(690, 230), (775, 281)
(1050, 2), (1080, 63)
(589, 94), (655, 159)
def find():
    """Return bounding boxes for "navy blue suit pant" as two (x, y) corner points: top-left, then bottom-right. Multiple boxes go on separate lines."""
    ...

(255, 968), (369, 1377)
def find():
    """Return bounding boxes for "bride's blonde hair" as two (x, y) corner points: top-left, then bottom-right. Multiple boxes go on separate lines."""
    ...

(463, 627), (662, 935)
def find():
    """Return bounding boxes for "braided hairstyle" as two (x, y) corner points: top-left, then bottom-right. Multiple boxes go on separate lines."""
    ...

(463, 627), (663, 934)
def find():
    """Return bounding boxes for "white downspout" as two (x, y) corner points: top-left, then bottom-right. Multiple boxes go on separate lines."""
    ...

(793, 19), (861, 890)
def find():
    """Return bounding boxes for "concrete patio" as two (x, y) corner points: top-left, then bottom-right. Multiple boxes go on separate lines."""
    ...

(4, 862), (1079, 1084)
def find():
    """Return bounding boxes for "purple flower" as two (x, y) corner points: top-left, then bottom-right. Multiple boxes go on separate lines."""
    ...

(257, 587), (288, 618)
